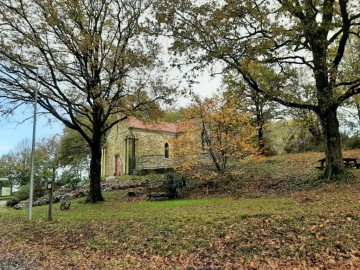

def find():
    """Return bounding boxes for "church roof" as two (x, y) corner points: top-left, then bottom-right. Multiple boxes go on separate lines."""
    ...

(127, 117), (179, 133)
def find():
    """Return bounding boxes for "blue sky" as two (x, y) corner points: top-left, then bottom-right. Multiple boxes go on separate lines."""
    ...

(0, 110), (63, 156)
(0, 72), (221, 156)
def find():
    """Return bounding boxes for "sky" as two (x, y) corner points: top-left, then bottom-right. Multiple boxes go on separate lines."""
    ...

(0, 109), (64, 156)
(0, 74), (221, 156)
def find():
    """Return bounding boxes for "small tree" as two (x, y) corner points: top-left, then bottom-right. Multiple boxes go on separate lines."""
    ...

(0, 139), (53, 199)
(57, 127), (90, 171)
(222, 75), (281, 153)
(37, 135), (61, 186)
(58, 170), (83, 190)
(57, 127), (90, 188)
(0, 142), (31, 188)
(174, 92), (257, 175)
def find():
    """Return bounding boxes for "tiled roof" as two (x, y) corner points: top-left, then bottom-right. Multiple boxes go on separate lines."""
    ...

(127, 117), (179, 133)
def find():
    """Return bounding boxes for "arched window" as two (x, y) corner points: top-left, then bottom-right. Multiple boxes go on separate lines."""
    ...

(165, 142), (169, 158)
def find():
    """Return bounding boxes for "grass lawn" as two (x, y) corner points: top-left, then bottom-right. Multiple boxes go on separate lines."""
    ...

(0, 151), (359, 269)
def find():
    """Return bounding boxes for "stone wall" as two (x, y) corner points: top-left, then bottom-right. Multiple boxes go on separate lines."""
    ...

(102, 121), (178, 176)
(137, 155), (175, 170)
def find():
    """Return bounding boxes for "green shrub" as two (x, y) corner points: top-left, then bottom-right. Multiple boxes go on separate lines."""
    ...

(163, 171), (188, 197)
(344, 137), (360, 149)
(164, 171), (187, 189)
(6, 197), (20, 207)
(13, 182), (46, 201)
(58, 170), (82, 189)
(14, 184), (30, 201)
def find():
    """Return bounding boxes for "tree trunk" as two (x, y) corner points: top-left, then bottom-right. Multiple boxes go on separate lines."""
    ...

(308, 124), (323, 147)
(257, 124), (265, 152)
(253, 92), (265, 152)
(312, 37), (344, 179)
(87, 134), (104, 203)
(356, 102), (360, 124)
(319, 108), (344, 179)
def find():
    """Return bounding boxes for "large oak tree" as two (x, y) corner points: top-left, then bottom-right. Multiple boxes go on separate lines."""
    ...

(156, 0), (360, 179)
(0, 0), (173, 202)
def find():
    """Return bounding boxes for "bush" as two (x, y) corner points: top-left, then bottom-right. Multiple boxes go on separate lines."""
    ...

(6, 198), (20, 207)
(164, 171), (186, 188)
(14, 184), (30, 201)
(13, 182), (46, 202)
(58, 170), (82, 189)
(344, 137), (360, 149)
(163, 171), (187, 197)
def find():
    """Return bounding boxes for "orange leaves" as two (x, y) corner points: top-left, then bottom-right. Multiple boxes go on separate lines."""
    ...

(173, 92), (258, 175)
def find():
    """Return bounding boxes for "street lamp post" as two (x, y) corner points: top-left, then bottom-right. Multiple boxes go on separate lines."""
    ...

(22, 62), (39, 221)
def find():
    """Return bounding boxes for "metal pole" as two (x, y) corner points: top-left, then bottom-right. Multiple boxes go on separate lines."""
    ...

(24, 63), (39, 221)
(48, 182), (53, 221)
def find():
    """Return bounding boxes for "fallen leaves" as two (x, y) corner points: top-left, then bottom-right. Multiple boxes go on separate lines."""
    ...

(1, 150), (360, 269)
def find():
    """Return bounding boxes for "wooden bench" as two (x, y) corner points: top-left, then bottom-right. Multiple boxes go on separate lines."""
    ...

(147, 185), (177, 201)
(342, 158), (360, 168)
(317, 158), (360, 170)
(317, 159), (326, 170)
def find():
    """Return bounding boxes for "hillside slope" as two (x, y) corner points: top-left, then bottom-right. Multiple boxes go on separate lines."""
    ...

(0, 151), (359, 269)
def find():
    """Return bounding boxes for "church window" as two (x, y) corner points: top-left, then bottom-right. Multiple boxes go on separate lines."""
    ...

(165, 143), (169, 158)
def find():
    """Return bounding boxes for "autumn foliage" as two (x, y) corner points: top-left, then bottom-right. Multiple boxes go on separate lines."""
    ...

(173, 93), (258, 177)
(1, 151), (360, 269)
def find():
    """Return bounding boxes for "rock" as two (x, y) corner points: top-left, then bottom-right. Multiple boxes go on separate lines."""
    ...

(73, 190), (87, 198)
(60, 193), (73, 201)
(60, 201), (71, 210)
(9, 179), (146, 210)
(33, 195), (49, 207)
(0, 258), (38, 270)
(6, 198), (20, 207)
(14, 201), (28, 210)
(53, 195), (61, 203)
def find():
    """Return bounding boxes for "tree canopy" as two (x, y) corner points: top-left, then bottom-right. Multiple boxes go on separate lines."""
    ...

(0, 0), (175, 202)
(0, 139), (56, 198)
(156, 0), (360, 179)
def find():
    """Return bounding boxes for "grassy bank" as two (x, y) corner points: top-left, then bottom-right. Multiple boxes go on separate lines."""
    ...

(0, 151), (359, 269)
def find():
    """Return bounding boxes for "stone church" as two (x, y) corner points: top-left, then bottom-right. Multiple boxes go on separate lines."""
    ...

(101, 117), (180, 176)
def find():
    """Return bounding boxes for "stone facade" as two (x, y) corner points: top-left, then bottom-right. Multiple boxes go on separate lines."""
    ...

(101, 117), (180, 176)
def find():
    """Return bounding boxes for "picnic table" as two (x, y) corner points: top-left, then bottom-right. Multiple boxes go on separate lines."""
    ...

(317, 157), (360, 170)
(147, 184), (178, 201)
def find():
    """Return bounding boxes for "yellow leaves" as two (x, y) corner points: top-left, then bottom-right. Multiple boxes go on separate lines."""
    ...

(172, 92), (258, 174)
(155, 12), (168, 24)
